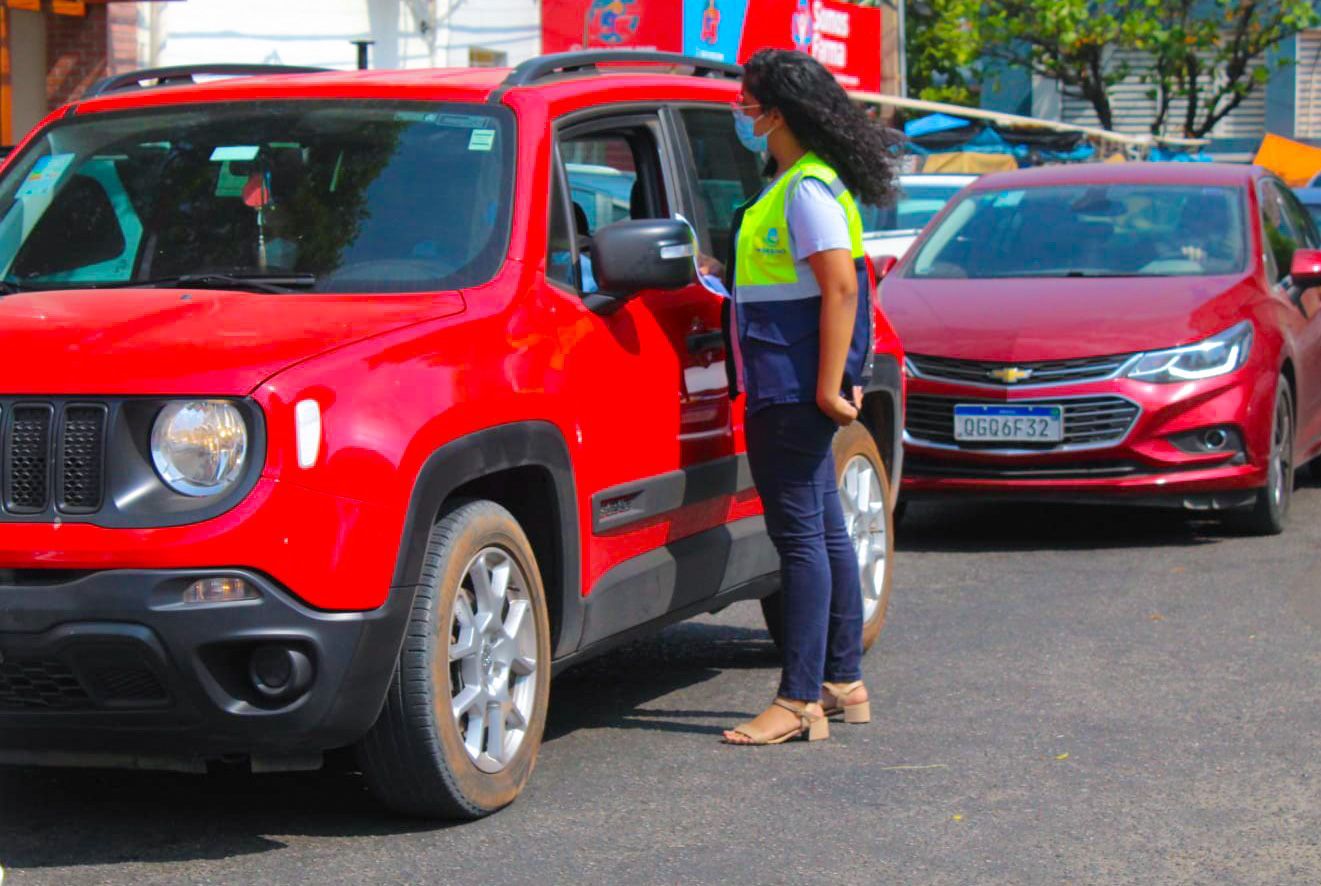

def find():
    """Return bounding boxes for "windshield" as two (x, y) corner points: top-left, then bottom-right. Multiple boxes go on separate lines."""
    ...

(909, 183), (1248, 279)
(861, 182), (964, 234)
(0, 100), (514, 293)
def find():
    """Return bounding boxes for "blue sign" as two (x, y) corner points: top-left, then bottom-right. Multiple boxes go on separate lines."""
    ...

(683, 0), (749, 64)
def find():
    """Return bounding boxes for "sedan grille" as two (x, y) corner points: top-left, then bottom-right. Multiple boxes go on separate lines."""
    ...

(2, 402), (108, 516)
(908, 353), (1133, 386)
(907, 395), (1140, 450)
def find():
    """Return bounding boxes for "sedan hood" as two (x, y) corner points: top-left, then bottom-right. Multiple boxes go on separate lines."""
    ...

(0, 288), (464, 396)
(884, 274), (1254, 361)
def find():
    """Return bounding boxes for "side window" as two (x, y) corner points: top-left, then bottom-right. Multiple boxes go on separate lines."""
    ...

(1260, 183), (1301, 285)
(546, 154), (578, 290)
(1279, 184), (1320, 250)
(556, 122), (669, 294)
(679, 108), (764, 265)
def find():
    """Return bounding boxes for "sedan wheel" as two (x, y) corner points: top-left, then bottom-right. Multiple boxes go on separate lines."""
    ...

(1230, 377), (1294, 536)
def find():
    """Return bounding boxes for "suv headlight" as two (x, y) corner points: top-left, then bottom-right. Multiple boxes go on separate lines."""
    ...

(1125, 321), (1253, 384)
(151, 400), (249, 496)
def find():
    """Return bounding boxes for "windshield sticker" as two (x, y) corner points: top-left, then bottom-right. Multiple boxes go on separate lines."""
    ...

(210, 145), (260, 162)
(16, 153), (75, 198)
(992, 190), (1026, 208)
(468, 129), (496, 152)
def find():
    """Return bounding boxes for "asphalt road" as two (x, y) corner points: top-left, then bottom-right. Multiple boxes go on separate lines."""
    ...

(4, 485), (1321, 885)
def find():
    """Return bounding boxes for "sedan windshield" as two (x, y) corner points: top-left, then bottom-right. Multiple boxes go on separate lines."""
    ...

(0, 100), (514, 293)
(909, 183), (1247, 279)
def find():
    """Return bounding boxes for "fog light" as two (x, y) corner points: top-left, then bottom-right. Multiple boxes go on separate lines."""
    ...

(1202, 428), (1229, 450)
(249, 645), (313, 700)
(183, 577), (257, 605)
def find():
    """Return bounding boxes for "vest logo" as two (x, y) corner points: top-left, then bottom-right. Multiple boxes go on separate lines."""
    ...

(586, 0), (641, 45)
(765, 227), (781, 246)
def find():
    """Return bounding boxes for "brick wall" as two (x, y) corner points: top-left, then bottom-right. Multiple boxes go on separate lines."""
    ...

(46, 2), (108, 108)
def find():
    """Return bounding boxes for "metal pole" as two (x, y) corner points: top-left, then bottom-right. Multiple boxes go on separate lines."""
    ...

(351, 39), (375, 70)
(898, 0), (907, 97)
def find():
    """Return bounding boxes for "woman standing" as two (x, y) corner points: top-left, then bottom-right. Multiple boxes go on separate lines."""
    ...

(721, 48), (895, 746)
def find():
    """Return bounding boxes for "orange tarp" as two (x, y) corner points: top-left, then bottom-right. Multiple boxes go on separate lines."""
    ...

(1253, 133), (1321, 188)
(919, 151), (1018, 175)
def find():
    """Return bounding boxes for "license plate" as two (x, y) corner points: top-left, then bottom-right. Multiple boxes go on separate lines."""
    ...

(953, 404), (1063, 443)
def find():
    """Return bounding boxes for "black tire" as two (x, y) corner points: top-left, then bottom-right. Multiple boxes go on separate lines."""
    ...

(1229, 378), (1295, 536)
(357, 500), (552, 819)
(761, 421), (895, 654)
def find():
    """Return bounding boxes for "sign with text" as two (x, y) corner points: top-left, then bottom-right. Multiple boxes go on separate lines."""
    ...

(738, 0), (880, 91)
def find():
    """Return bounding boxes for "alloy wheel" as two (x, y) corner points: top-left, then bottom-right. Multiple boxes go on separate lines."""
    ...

(446, 547), (539, 774)
(839, 454), (888, 624)
(1270, 397), (1294, 512)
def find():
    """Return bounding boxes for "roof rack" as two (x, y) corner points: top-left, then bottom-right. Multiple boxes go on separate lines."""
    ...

(501, 50), (740, 88)
(87, 64), (328, 98)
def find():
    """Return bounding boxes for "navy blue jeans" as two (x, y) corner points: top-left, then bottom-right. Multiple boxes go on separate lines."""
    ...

(746, 403), (863, 701)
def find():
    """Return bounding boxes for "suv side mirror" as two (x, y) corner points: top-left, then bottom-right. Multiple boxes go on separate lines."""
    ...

(1290, 248), (1321, 289)
(590, 219), (696, 301)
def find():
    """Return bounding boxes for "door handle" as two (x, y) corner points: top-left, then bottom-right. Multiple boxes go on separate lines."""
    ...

(686, 329), (725, 355)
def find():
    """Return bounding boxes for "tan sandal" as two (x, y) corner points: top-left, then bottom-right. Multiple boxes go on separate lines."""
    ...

(722, 698), (830, 745)
(822, 681), (871, 724)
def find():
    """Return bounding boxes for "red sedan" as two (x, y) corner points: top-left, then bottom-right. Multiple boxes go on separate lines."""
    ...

(883, 162), (1321, 533)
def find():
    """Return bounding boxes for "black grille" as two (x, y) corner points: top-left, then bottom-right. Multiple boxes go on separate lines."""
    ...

(58, 405), (107, 512)
(908, 353), (1133, 386)
(6, 405), (53, 512)
(906, 456), (1141, 480)
(86, 666), (167, 703)
(0, 403), (109, 516)
(0, 659), (92, 710)
(907, 395), (1140, 450)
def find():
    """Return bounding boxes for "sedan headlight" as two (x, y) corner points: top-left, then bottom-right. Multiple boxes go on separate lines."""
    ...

(151, 400), (249, 496)
(1125, 321), (1253, 384)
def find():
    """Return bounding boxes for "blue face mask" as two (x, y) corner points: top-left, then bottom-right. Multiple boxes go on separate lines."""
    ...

(733, 109), (768, 154)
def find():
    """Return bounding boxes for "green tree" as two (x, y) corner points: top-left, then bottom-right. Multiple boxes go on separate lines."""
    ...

(907, 0), (985, 105)
(1131, 0), (1319, 138)
(976, 0), (1148, 130)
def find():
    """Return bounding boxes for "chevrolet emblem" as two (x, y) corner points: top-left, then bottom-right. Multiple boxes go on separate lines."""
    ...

(989, 366), (1034, 384)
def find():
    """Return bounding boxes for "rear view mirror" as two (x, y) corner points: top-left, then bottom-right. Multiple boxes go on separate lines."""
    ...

(1290, 248), (1321, 289)
(877, 255), (899, 280)
(591, 219), (697, 298)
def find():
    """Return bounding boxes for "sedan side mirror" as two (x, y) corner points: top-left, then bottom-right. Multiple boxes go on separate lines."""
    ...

(1291, 248), (1321, 289)
(590, 219), (696, 303)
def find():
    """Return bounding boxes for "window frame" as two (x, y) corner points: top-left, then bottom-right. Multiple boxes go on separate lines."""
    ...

(547, 105), (686, 298)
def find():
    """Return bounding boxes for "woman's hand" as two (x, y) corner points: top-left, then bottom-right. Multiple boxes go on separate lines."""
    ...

(817, 385), (862, 426)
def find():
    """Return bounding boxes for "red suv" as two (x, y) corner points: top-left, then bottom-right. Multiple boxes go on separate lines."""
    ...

(0, 53), (903, 817)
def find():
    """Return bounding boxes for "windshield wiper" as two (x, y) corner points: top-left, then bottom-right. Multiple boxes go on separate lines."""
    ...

(97, 273), (318, 294)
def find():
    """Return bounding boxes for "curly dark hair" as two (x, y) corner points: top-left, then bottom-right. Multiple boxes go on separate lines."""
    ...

(742, 48), (895, 207)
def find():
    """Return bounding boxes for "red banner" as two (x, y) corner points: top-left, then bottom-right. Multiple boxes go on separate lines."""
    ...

(540, 0), (881, 93)
(738, 0), (880, 92)
(541, 0), (684, 54)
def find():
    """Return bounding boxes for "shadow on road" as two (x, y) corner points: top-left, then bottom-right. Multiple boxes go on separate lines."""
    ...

(0, 620), (778, 873)
(896, 499), (1236, 553)
(546, 620), (777, 740)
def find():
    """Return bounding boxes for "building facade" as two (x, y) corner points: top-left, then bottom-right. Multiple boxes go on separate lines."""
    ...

(0, 0), (540, 145)
(983, 21), (1321, 157)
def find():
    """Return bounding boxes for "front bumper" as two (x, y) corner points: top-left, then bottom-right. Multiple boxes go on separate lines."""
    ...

(0, 568), (413, 765)
(900, 369), (1273, 507)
